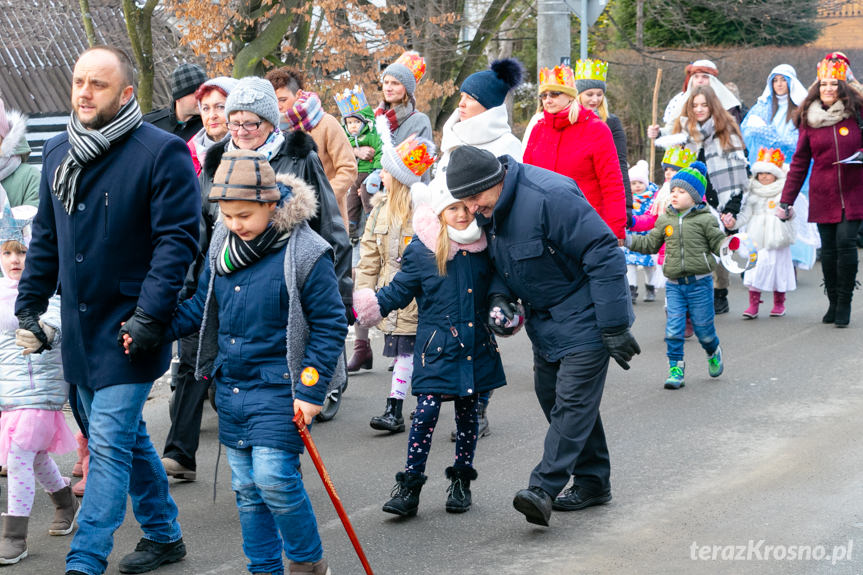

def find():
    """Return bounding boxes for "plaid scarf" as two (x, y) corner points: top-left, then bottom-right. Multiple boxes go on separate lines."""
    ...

(696, 118), (748, 213)
(215, 224), (290, 276)
(53, 97), (143, 214)
(283, 91), (324, 132)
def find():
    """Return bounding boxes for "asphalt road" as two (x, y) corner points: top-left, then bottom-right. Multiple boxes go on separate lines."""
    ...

(8, 257), (863, 575)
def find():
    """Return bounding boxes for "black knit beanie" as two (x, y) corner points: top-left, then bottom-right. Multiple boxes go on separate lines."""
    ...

(446, 146), (505, 199)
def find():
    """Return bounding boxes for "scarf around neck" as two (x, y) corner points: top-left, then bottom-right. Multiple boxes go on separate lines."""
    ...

(283, 91), (324, 132)
(215, 224), (290, 276)
(191, 129), (225, 165)
(53, 96), (143, 215)
(0, 155), (21, 183)
(227, 130), (285, 161)
(807, 100), (850, 129)
(447, 219), (482, 244)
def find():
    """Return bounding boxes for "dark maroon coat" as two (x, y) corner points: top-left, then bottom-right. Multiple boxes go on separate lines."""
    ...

(781, 109), (863, 224)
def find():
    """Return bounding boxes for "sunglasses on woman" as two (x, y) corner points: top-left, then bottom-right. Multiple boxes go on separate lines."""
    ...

(539, 91), (563, 100)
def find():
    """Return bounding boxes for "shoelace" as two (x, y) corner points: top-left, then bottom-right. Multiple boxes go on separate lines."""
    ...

(447, 478), (467, 502)
(669, 367), (683, 378)
(391, 482), (411, 499)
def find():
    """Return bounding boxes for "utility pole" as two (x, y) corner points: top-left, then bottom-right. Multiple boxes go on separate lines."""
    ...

(537, 0), (572, 70)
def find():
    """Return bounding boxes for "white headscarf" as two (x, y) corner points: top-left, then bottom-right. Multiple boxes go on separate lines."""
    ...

(664, 60), (741, 123)
(756, 64), (808, 107)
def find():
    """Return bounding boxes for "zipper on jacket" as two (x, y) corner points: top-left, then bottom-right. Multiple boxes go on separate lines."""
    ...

(678, 213), (685, 275)
(833, 126), (845, 210)
(421, 329), (437, 367)
(446, 315), (465, 349)
(104, 192), (109, 237)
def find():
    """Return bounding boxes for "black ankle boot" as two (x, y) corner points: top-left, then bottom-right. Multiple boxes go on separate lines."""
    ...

(834, 261), (858, 328)
(713, 288), (729, 314)
(383, 472), (426, 516)
(370, 398), (405, 432)
(445, 466), (477, 513)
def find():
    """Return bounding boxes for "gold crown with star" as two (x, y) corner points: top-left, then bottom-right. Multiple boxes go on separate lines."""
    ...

(574, 59), (608, 82)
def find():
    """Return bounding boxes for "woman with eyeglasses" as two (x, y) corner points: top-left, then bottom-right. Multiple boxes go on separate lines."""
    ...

(522, 65), (627, 242)
(197, 76), (353, 345)
(187, 78), (238, 176)
(778, 57), (863, 327)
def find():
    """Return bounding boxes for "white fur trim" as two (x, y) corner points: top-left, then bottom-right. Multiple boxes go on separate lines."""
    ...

(751, 161), (785, 180)
(0, 110), (27, 157)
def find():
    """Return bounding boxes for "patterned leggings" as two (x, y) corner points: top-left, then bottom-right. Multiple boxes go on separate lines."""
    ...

(405, 393), (479, 475)
(6, 442), (67, 516)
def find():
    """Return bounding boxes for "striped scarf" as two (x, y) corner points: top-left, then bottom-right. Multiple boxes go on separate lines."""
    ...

(53, 97), (143, 214)
(215, 224), (290, 276)
(283, 91), (324, 132)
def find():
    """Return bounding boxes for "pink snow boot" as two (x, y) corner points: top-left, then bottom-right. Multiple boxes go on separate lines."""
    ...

(770, 292), (786, 317)
(742, 290), (761, 319)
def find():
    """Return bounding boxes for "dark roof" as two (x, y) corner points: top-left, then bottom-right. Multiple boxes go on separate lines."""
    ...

(0, 0), (200, 115)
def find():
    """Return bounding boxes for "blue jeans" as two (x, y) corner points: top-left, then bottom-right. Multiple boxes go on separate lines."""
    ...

(227, 446), (323, 574)
(67, 383), (182, 575)
(665, 276), (719, 361)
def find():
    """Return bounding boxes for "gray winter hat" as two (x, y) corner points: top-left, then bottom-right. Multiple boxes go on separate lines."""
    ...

(225, 77), (281, 128)
(575, 78), (606, 93)
(380, 51), (426, 99)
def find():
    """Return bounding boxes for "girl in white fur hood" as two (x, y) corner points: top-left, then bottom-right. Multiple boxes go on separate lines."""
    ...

(353, 179), (508, 518)
(733, 147), (796, 319)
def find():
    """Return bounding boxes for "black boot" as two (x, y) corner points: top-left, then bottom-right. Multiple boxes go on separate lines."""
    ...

(445, 466), (477, 513)
(629, 284), (638, 305)
(382, 472), (426, 517)
(822, 258), (838, 323)
(834, 260), (858, 328)
(713, 288), (729, 315)
(118, 538), (186, 574)
(370, 398), (405, 432)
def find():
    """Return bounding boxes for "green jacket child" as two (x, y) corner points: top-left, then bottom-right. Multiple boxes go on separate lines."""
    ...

(342, 106), (383, 174)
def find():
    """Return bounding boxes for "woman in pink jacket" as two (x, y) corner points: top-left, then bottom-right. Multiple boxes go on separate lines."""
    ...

(523, 65), (626, 240)
(779, 57), (863, 328)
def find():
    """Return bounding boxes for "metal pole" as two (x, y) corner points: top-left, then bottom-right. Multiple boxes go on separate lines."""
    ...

(580, 0), (588, 60)
(538, 0), (572, 70)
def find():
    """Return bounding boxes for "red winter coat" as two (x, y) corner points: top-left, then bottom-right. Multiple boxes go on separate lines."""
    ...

(523, 106), (626, 238)
(781, 107), (863, 223)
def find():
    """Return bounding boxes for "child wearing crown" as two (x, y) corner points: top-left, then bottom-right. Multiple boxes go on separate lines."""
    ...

(354, 117), (436, 434)
(334, 86), (383, 243)
(729, 148), (796, 319)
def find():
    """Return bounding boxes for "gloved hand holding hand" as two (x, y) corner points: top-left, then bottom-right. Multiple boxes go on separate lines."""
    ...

(488, 293), (522, 336)
(775, 203), (794, 221)
(601, 326), (641, 370)
(118, 307), (166, 359)
(15, 310), (53, 354)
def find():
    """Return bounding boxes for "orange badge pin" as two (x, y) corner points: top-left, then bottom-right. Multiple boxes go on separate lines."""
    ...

(301, 367), (319, 387)
(664, 225), (674, 237)
(768, 200), (776, 209)
(839, 126), (849, 136)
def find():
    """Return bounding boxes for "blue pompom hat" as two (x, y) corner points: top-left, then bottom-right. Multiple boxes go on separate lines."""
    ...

(669, 160), (708, 204)
(459, 58), (525, 110)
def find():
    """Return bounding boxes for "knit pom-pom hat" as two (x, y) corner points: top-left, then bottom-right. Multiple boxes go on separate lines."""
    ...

(669, 160), (708, 205)
(460, 58), (525, 110)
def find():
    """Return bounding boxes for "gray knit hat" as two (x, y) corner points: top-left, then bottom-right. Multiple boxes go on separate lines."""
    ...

(380, 51), (426, 99)
(210, 150), (280, 203)
(575, 78), (606, 93)
(225, 77), (281, 128)
(172, 63), (207, 101)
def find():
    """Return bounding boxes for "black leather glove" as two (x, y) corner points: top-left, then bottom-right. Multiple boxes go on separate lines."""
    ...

(16, 309), (52, 354)
(345, 303), (356, 326)
(488, 293), (517, 336)
(118, 307), (166, 359)
(601, 326), (641, 370)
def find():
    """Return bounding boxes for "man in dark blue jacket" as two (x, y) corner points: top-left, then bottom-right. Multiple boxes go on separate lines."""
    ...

(446, 146), (640, 527)
(15, 46), (199, 574)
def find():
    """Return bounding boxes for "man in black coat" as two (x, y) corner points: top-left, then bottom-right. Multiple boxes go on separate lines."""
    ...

(446, 146), (640, 527)
(143, 62), (206, 141)
(16, 46), (199, 574)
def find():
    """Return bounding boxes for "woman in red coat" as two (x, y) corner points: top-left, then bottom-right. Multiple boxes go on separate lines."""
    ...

(523, 65), (626, 240)
(780, 57), (863, 327)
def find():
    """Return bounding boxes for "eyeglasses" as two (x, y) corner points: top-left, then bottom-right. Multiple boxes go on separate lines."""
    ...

(199, 103), (226, 114)
(227, 121), (263, 132)
(539, 91), (563, 100)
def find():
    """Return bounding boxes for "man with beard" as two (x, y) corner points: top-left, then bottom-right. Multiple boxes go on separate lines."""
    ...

(15, 45), (199, 575)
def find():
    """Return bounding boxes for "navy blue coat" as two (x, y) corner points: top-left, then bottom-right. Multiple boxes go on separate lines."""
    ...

(375, 206), (506, 397)
(480, 157), (632, 362)
(16, 123), (200, 389)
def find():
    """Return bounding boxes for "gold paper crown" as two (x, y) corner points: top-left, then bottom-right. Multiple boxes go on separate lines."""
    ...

(574, 59), (608, 82)
(661, 147), (695, 169)
(538, 66), (576, 90)
(756, 147), (785, 169)
(395, 135), (435, 177)
(395, 51), (426, 84)
(817, 59), (847, 81)
(334, 85), (369, 117)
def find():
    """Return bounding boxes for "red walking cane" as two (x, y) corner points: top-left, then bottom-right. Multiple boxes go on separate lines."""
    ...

(293, 410), (374, 575)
